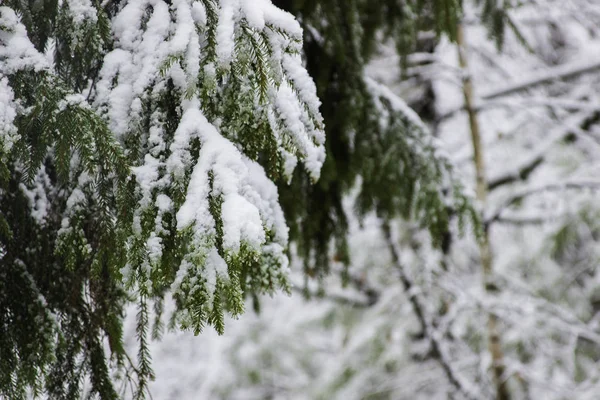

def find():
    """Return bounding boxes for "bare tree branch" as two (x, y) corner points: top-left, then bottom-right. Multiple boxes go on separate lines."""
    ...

(382, 221), (486, 400)
(487, 110), (600, 191)
(437, 97), (598, 124)
(486, 180), (600, 224)
(482, 59), (600, 100)
(493, 214), (564, 226)
(290, 267), (381, 308)
(290, 284), (375, 308)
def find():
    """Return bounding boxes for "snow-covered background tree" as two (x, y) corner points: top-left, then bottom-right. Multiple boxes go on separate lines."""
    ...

(0, 0), (481, 399)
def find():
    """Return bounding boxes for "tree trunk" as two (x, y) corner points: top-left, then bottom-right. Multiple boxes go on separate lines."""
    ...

(456, 23), (511, 400)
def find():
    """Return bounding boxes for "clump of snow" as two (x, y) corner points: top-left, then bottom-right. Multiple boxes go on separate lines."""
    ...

(0, 7), (49, 74)
(273, 81), (325, 180)
(216, 0), (236, 67)
(65, 0), (98, 25)
(0, 76), (18, 153)
(169, 102), (269, 255)
(19, 167), (52, 225)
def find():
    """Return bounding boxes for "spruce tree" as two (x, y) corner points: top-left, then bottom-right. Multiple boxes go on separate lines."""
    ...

(0, 0), (481, 398)
(93, 1), (600, 399)
(1, 1), (325, 397)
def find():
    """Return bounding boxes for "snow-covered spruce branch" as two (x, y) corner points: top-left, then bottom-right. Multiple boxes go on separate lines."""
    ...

(382, 221), (485, 400)
(486, 180), (600, 224)
(363, 76), (478, 246)
(488, 109), (600, 191)
(92, 0), (327, 336)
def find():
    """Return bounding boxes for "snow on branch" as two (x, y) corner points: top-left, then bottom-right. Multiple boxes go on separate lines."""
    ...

(0, 7), (48, 75)
(493, 213), (566, 226)
(486, 180), (600, 224)
(382, 221), (485, 400)
(488, 109), (600, 191)
(437, 97), (600, 124)
(435, 59), (600, 125)
(290, 278), (379, 308)
(481, 59), (600, 100)
(90, 0), (326, 334)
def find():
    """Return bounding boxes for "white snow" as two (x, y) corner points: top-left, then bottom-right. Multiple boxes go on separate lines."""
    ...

(0, 76), (18, 152)
(170, 103), (268, 255)
(0, 7), (49, 74)
(65, 0), (98, 24)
